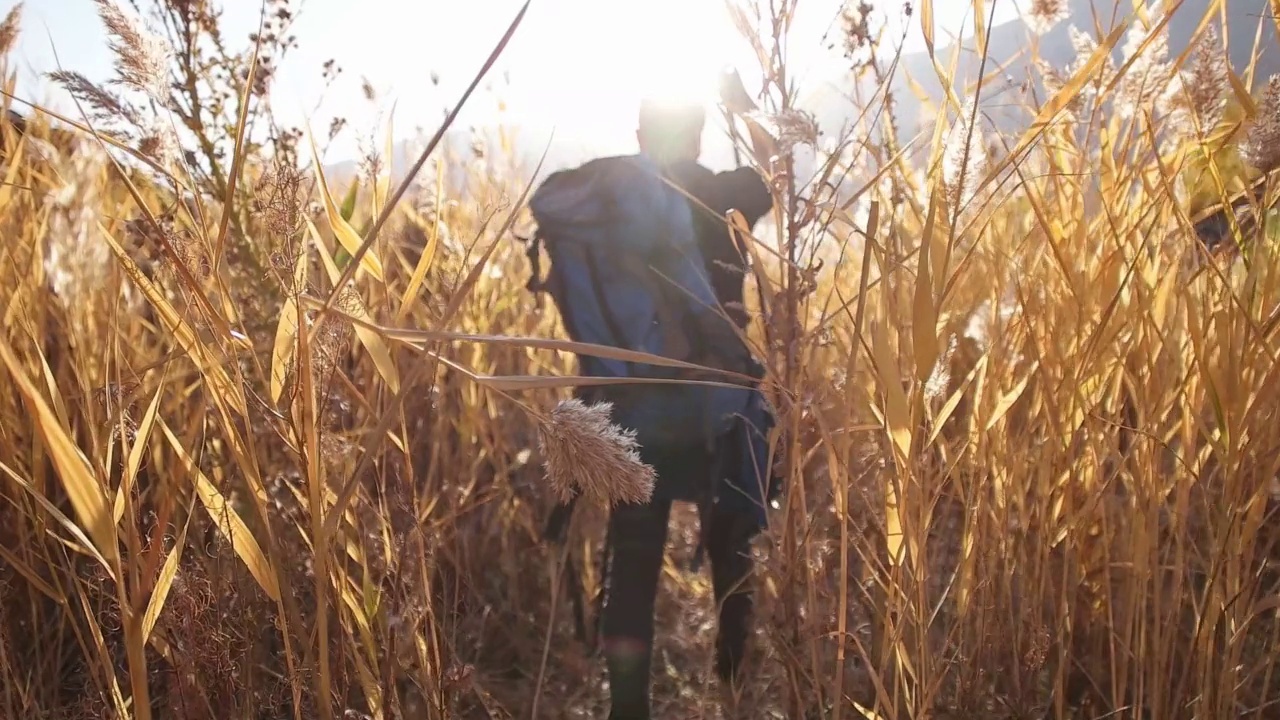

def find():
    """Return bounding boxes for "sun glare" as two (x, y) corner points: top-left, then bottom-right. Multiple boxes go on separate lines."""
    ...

(517, 0), (754, 146)
(610, 0), (741, 106)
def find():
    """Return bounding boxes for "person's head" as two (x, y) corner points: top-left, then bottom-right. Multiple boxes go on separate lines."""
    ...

(636, 98), (705, 166)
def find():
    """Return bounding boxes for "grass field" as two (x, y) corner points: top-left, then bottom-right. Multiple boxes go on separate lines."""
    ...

(2, 0), (1280, 718)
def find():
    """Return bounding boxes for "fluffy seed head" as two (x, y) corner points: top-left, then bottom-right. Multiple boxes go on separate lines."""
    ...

(1068, 25), (1116, 99)
(1115, 25), (1176, 121)
(942, 98), (988, 212)
(92, 0), (173, 103)
(1242, 75), (1280, 173)
(0, 3), (22, 57)
(1027, 0), (1069, 36)
(536, 399), (656, 508)
(1182, 26), (1229, 131)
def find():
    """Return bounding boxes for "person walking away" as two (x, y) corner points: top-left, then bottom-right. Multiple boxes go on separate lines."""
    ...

(525, 70), (781, 719)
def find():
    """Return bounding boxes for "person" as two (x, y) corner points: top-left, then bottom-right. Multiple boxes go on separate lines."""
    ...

(589, 72), (781, 719)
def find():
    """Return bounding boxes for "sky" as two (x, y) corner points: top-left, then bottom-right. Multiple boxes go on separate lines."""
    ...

(4, 0), (1029, 163)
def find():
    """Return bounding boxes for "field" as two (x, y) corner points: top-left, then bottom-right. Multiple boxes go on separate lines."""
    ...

(2, 0), (1280, 718)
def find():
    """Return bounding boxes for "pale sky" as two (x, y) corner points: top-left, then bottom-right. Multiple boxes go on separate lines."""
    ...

(5, 0), (1028, 163)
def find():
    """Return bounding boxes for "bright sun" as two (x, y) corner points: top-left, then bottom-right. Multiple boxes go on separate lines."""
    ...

(520, 0), (755, 143)
(609, 0), (744, 105)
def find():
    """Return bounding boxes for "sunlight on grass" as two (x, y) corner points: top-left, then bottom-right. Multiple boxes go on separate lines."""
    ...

(1, 0), (1279, 718)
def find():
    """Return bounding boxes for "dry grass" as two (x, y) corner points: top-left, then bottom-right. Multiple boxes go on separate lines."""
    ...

(2, 0), (1280, 718)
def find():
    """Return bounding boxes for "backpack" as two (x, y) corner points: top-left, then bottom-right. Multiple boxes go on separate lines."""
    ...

(523, 153), (761, 452)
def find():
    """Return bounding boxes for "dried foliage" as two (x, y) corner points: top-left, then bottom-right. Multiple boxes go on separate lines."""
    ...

(2, 1), (1280, 719)
(1027, 0), (1069, 36)
(536, 399), (656, 508)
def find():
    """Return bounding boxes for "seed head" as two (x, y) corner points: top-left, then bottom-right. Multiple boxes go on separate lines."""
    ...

(1115, 25), (1176, 121)
(1027, 0), (1068, 36)
(0, 3), (22, 57)
(1068, 26), (1115, 100)
(137, 115), (179, 168)
(92, 0), (173, 103)
(1242, 75), (1280, 173)
(1182, 26), (1229, 131)
(254, 160), (306, 240)
(536, 399), (656, 508)
(942, 98), (988, 211)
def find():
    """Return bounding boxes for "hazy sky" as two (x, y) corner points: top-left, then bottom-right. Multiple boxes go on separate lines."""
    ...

(5, 0), (1029, 161)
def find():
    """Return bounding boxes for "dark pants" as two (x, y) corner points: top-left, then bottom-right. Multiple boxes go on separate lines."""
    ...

(599, 440), (762, 719)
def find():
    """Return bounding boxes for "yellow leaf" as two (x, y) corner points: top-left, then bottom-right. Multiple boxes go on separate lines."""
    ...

(872, 322), (914, 466)
(919, 0), (934, 54)
(397, 193), (442, 322)
(0, 461), (115, 578)
(115, 376), (165, 525)
(914, 196), (941, 383)
(270, 233), (311, 405)
(308, 127), (385, 282)
(0, 132), (26, 212)
(141, 504), (193, 644)
(989, 22), (1128, 184)
(100, 223), (248, 419)
(308, 220), (402, 393)
(0, 340), (117, 565)
(160, 420), (280, 602)
(927, 352), (988, 447)
(331, 304), (759, 378)
(984, 361), (1040, 432)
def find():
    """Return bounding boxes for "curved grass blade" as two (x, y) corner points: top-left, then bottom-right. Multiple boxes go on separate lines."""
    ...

(0, 339), (117, 566)
(159, 419), (281, 602)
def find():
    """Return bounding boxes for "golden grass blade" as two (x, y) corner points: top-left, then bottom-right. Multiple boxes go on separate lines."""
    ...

(871, 320), (914, 467)
(140, 501), (192, 644)
(270, 231), (310, 405)
(971, 0), (987, 55)
(307, 128), (385, 282)
(270, 296), (300, 405)
(396, 190), (442, 322)
(114, 375), (165, 525)
(308, 218), (402, 393)
(913, 193), (941, 383)
(919, 0), (934, 56)
(159, 419), (281, 602)
(333, 570), (382, 712)
(0, 127), (25, 210)
(304, 297), (763, 382)
(926, 352), (988, 448)
(99, 222), (249, 419)
(70, 573), (130, 717)
(983, 361), (1040, 432)
(0, 542), (61, 602)
(34, 340), (71, 432)
(0, 461), (116, 578)
(0, 340), (117, 566)
(291, 300), (335, 720)
(213, 34), (260, 273)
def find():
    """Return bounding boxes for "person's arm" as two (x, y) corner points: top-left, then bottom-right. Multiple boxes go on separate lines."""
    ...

(716, 167), (772, 225)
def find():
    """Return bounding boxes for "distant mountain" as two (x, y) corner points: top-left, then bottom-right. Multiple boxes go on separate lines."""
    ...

(804, 0), (1279, 148)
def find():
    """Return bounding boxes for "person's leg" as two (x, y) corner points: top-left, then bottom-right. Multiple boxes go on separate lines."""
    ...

(600, 497), (672, 719)
(706, 503), (760, 686)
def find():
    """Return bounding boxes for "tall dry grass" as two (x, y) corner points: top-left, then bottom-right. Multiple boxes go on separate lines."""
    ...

(1, 0), (1279, 718)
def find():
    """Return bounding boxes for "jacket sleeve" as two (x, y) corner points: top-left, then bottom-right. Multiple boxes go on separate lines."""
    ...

(714, 167), (773, 227)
